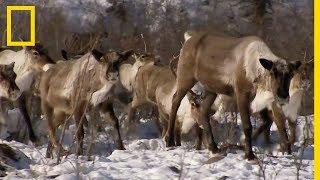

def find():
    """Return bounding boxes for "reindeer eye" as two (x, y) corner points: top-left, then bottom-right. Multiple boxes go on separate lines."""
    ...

(33, 51), (39, 56)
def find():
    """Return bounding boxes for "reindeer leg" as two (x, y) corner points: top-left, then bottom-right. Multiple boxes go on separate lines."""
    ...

(174, 120), (182, 146)
(165, 80), (195, 147)
(54, 111), (68, 158)
(195, 123), (203, 150)
(158, 111), (168, 138)
(288, 120), (296, 144)
(46, 113), (66, 158)
(253, 108), (272, 145)
(127, 106), (137, 134)
(42, 101), (55, 158)
(46, 142), (54, 158)
(263, 114), (273, 145)
(104, 102), (125, 150)
(236, 91), (256, 160)
(154, 109), (163, 138)
(199, 93), (219, 153)
(161, 120), (168, 138)
(126, 95), (143, 135)
(166, 91), (183, 147)
(17, 93), (37, 143)
(74, 103), (86, 156)
(271, 103), (291, 154)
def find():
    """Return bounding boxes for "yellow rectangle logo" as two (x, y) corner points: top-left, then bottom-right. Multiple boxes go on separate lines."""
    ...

(6, 6), (35, 46)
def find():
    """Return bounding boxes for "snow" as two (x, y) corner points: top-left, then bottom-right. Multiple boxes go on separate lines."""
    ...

(0, 115), (314, 179)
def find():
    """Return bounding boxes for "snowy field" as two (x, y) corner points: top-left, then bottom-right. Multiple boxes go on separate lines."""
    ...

(1, 115), (314, 179)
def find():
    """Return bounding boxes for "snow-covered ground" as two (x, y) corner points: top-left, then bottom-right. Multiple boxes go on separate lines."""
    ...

(1, 115), (314, 179)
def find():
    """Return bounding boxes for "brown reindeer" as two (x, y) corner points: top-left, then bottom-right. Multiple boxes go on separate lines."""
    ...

(196, 64), (303, 148)
(0, 44), (55, 143)
(119, 53), (157, 93)
(165, 31), (301, 160)
(40, 49), (132, 158)
(179, 31), (304, 150)
(125, 55), (204, 148)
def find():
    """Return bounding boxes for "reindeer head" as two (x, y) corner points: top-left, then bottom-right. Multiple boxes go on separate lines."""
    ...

(187, 91), (204, 127)
(24, 43), (55, 72)
(0, 63), (20, 100)
(102, 49), (133, 64)
(259, 58), (302, 102)
(92, 49), (133, 83)
(132, 53), (157, 66)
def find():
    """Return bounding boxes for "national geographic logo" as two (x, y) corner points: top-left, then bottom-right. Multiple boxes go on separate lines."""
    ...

(6, 6), (35, 46)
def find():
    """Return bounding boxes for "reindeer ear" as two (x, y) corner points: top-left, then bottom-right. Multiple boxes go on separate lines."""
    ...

(61, 49), (68, 60)
(190, 100), (200, 108)
(6, 62), (15, 70)
(289, 61), (302, 71)
(132, 53), (138, 61)
(0, 62), (14, 72)
(259, 58), (273, 71)
(92, 49), (104, 62)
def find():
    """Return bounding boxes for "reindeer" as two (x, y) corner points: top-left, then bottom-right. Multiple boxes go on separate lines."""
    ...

(165, 31), (301, 160)
(251, 70), (304, 145)
(119, 53), (157, 92)
(181, 31), (304, 148)
(209, 71), (304, 146)
(187, 72), (303, 150)
(117, 53), (162, 134)
(170, 31), (303, 151)
(216, 72), (303, 147)
(0, 45), (55, 143)
(62, 51), (154, 135)
(0, 63), (20, 100)
(124, 54), (204, 149)
(40, 49), (132, 158)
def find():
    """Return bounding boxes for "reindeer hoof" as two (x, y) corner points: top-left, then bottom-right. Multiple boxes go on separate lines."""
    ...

(165, 135), (175, 147)
(209, 147), (220, 154)
(195, 145), (202, 150)
(45, 151), (52, 158)
(117, 144), (126, 150)
(244, 152), (256, 160)
(206, 143), (219, 153)
(29, 133), (38, 144)
(175, 141), (181, 146)
(286, 145), (292, 155)
(46, 144), (54, 158)
(76, 149), (83, 156)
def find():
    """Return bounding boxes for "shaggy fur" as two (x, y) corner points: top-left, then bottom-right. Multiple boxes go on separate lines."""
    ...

(165, 30), (299, 160)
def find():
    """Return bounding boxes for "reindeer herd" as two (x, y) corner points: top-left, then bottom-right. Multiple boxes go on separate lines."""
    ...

(0, 30), (306, 161)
